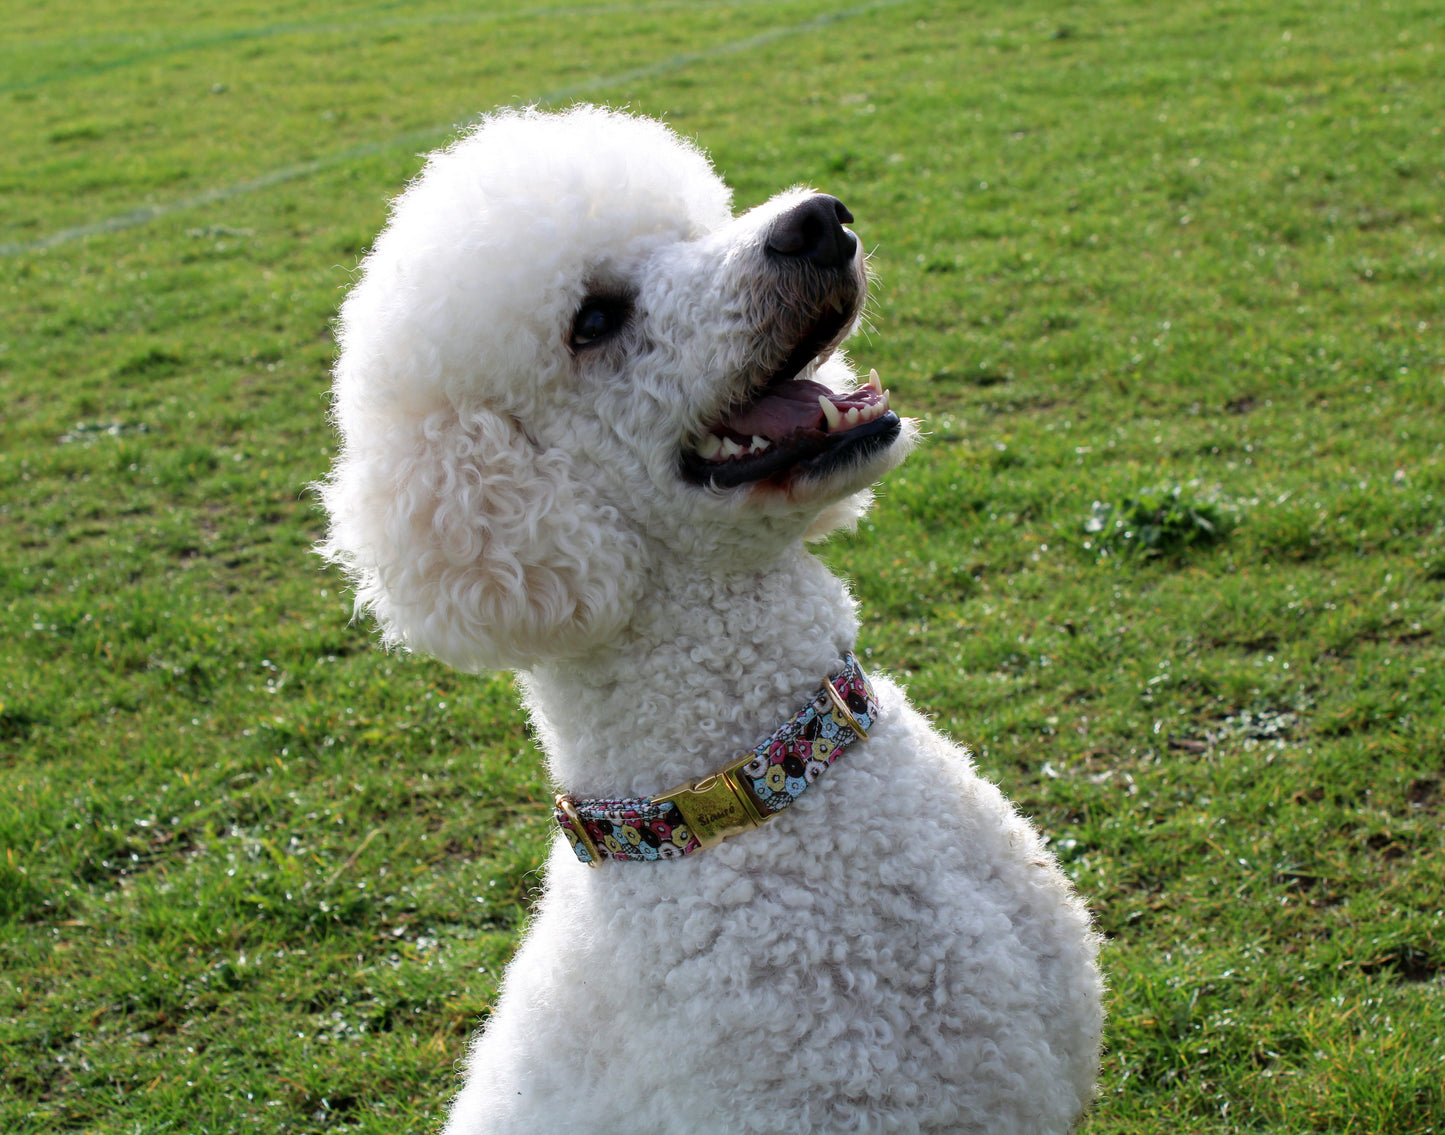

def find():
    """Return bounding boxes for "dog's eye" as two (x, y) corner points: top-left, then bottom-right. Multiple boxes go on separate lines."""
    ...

(570, 298), (629, 349)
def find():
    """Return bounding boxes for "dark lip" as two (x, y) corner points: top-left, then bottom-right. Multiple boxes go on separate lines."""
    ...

(681, 411), (901, 489)
(792, 413), (902, 482)
(726, 262), (863, 413)
(764, 301), (852, 391)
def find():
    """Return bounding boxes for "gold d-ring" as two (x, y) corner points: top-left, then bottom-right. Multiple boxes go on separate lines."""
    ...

(823, 677), (869, 740)
(554, 794), (603, 867)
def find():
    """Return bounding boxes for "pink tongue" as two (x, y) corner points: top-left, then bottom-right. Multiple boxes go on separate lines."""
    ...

(720, 379), (831, 438)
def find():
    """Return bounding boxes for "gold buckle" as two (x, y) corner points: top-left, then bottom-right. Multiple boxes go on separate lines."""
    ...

(554, 794), (604, 868)
(823, 676), (869, 739)
(653, 753), (769, 850)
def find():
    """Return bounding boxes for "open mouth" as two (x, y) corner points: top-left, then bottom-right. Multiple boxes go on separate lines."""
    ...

(680, 365), (900, 490)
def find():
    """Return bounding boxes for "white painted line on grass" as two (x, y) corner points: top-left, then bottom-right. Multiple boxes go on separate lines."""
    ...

(3, 1), (808, 95)
(1, 0), (915, 258)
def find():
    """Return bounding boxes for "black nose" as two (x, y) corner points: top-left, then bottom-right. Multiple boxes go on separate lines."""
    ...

(765, 195), (857, 269)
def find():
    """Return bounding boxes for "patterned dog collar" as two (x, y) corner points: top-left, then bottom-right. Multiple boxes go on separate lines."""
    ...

(553, 652), (878, 866)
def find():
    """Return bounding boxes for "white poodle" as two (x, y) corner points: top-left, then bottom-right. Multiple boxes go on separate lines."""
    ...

(320, 105), (1102, 1135)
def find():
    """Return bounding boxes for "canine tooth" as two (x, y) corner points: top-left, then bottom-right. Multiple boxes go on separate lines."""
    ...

(867, 368), (882, 393)
(818, 396), (842, 431)
(697, 434), (723, 459)
(751, 436), (771, 453)
(882, 388), (891, 410)
(845, 407), (861, 426)
(720, 437), (743, 458)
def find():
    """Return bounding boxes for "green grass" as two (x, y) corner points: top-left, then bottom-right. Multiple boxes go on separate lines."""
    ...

(2, 1), (1442, 1132)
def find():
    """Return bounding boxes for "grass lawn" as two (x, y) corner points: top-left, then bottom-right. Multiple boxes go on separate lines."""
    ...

(2, 0), (1442, 1131)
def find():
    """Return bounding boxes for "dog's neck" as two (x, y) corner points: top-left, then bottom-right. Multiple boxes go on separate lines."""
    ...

(520, 545), (859, 798)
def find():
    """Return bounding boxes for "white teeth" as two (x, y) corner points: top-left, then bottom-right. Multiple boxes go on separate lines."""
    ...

(845, 407), (861, 426)
(859, 371), (892, 419)
(696, 433), (772, 462)
(818, 396), (842, 431)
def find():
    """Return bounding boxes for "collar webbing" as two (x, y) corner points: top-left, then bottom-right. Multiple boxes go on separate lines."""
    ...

(553, 652), (878, 866)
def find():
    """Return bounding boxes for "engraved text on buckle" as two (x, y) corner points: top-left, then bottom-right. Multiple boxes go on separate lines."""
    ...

(653, 757), (768, 850)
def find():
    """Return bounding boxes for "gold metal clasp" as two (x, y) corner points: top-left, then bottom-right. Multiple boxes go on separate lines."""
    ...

(653, 755), (769, 850)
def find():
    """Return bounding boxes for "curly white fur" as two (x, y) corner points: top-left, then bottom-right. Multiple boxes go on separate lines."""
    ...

(321, 105), (1103, 1135)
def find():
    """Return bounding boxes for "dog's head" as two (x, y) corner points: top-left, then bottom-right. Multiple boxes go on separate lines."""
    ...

(321, 105), (914, 671)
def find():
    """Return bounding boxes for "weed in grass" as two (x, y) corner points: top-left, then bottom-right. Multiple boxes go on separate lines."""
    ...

(1083, 486), (1236, 561)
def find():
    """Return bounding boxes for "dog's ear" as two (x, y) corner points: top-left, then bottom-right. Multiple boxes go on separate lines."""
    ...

(320, 407), (642, 672)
